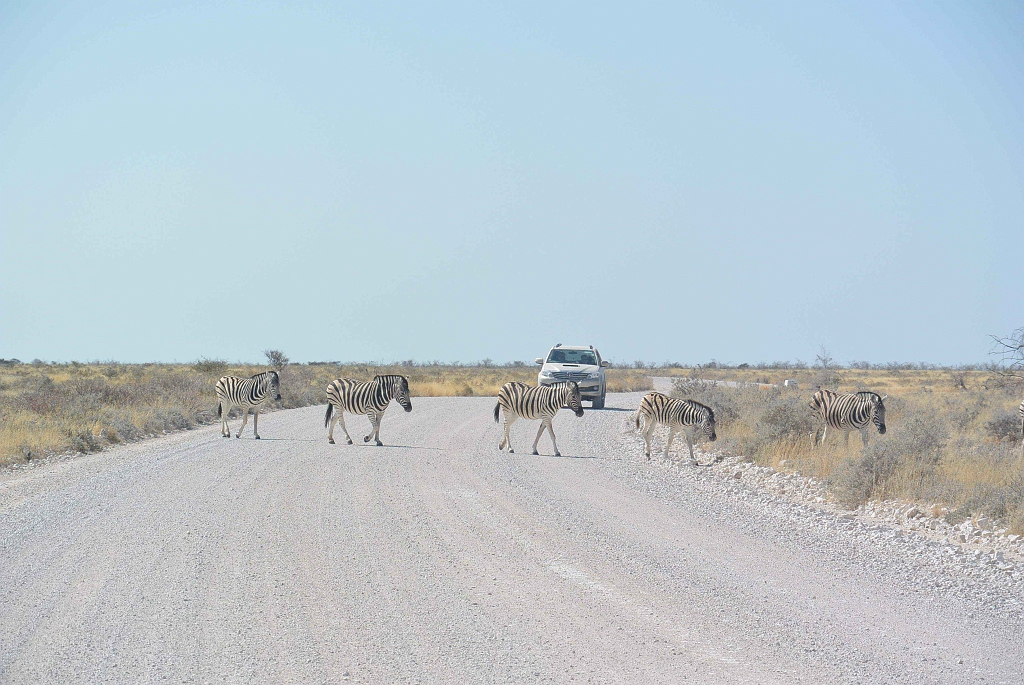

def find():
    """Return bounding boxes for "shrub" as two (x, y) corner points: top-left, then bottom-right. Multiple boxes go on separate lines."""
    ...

(264, 350), (289, 370)
(985, 411), (1022, 443)
(192, 358), (228, 374)
(830, 416), (948, 507)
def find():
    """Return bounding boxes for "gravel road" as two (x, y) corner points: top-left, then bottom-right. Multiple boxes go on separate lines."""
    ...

(2, 391), (1022, 684)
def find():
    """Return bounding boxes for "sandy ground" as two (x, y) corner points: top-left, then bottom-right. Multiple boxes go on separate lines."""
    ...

(1, 392), (1022, 684)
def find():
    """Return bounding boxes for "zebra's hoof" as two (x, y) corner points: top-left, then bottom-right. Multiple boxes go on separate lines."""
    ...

(363, 436), (370, 443)
(532, 450), (539, 456)
(235, 434), (241, 439)
(375, 441), (383, 447)
(554, 452), (561, 457)
(508, 448), (514, 453)
(255, 435), (260, 440)
(347, 439), (353, 445)
(328, 438), (335, 444)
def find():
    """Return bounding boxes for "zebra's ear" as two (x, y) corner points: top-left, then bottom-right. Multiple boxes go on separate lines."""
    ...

(880, 395), (888, 401)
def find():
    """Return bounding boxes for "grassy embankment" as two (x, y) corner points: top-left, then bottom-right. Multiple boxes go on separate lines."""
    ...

(667, 366), (1024, 532)
(0, 361), (652, 466)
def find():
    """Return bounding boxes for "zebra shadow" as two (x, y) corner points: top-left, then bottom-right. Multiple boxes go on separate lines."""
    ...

(355, 444), (444, 451)
(251, 437), (319, 442)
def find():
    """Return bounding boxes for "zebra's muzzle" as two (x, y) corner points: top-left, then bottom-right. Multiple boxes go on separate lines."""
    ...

(878, 425), (886, 435)
(574, 408), (584, 418)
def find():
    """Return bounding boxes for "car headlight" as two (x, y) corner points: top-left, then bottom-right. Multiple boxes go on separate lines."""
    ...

(540, 370), (554, 378)
(587, 372), (601, 379)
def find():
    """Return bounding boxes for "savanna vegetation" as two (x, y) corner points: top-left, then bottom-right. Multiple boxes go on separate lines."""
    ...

(0, 356), (651, 467)
(670, 359), (1024, 533)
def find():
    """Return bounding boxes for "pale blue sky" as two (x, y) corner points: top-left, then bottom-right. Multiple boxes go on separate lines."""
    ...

(1, 1), (1021, 365)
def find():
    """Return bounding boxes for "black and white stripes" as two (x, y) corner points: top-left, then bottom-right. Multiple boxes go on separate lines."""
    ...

(493, 381), (584, 456)
(1019, 399), (1024, 457)
(809, 388), (887, 447)
(635, 391), (717, 464)
(324, 374), (412, 446)
(215, 371), (282, 439)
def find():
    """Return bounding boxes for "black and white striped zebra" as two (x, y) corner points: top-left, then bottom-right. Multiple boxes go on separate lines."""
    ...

(493, 381), (584, 456)
(635, 391), (717, 464)
(324, 375), (412, 446)
(809, 388), (887, 447)
(215, 370), (282, 439)
(1019, 399), (1024, 457)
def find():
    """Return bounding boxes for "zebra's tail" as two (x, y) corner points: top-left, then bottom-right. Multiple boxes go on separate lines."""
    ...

(635, 412), (640, 430)
(493, 402), (501, 423)
(324, 403), (333, 428)
(217, 402), (222, 419)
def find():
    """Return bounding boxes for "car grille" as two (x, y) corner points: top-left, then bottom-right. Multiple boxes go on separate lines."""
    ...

(552, 371), (590, 381)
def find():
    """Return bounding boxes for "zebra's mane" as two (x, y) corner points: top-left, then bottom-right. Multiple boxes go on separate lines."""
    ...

(854, 390), (883, 403)
(253, 370), (279, 381)
(373, 374), (409, 387)
(682, 398), (714, 419)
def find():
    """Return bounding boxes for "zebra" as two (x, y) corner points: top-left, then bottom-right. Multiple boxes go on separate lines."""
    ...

(215, 370), (282, 439)
(324, 375), (412, 446)
(1019, 399), (1024, 457)
(493, 381), (584, 457)
(809, 388), (887, 447)
(635, 391), (717, 464)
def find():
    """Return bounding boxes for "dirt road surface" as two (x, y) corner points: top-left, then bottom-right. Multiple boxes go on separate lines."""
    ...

(2, 392), (1022, 684)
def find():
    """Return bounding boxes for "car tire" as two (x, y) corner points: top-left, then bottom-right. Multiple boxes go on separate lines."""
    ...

(592, 395), (605, 409)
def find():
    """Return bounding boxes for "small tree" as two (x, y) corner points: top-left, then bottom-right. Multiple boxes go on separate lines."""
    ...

(264, 349), (289, 371)
(991, 327), (1024, 385)
(812, 345), (842, 389)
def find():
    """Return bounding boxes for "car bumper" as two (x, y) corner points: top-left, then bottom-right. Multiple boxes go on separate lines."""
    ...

(539, 379), (603, 398)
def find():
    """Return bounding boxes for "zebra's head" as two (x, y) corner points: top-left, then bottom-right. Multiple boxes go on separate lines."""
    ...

(267, 370), (282, 400)
(700, 404), (717, 442)
(377, 374), (412, 412)
(564, 381), (584, 417)
(396, 375), (412, 412)
(872, 394), (887, 434)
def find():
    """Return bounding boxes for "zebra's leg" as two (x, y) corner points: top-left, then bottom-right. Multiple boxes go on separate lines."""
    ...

(531, 421), (547, 455)
(372, 415), (383, 446)
(819, 425), (827, 447)
(327, 407), (338, 444)
(364, 412), (383, 446)
(685, 427), (697, 465)
(336, 411), (354, 445)
(664, 426), (676, 459)
(363, 412), (376, 443)
(220, 403), (230, 437)
(861, 427), (871, 447)
(546, 420), (561, 457)
(498, 411), (512, 451)
(501, 414), (517, 452)
(236, 409), (249, 438)
(641, 419), (655, 460)
(253, 407), (260, 440)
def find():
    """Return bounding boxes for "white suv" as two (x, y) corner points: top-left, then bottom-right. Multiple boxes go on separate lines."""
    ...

(535, 344), (611, 409)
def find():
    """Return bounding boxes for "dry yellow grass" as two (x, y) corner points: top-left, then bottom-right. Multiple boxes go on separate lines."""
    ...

(670, 367), (1024, 532)
(0, 362), (650, 466)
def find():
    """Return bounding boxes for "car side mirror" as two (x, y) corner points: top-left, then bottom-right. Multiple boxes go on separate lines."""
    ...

(600, 360), (611, 368)
(534, 358), (544, 365)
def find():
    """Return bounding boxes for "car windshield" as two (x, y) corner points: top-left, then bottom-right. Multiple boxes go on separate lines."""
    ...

(547, 349), (598, 365)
